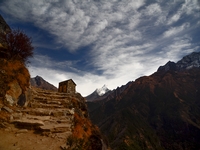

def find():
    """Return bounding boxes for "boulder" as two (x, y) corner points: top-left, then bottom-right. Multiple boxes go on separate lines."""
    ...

(5, 94), (14, 106)
(6, 80), (22, 106)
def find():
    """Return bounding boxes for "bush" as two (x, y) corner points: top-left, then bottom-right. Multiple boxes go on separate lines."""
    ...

(0, 29), (34, 63)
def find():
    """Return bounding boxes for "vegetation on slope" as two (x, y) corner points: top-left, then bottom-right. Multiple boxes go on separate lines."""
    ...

(0, 21), (33, 121)
(0, 59), (30, 121)
(0, 29), (34, 63)
(87, 68), (200, 150)
(67, 96), (109, 150)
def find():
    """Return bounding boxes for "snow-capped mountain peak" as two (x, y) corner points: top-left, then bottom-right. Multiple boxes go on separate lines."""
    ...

(96, 85), (110, 96)
(85, 85), (111, 101)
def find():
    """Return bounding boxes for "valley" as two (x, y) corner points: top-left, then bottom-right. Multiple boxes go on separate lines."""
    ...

(86, 52), (200, 150)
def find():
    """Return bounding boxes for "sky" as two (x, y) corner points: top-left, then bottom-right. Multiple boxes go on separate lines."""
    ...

(0, 0), (200, 96)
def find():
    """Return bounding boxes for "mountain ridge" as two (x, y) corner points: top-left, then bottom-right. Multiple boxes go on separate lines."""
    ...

(87, 51), (200, 150)
(30, 75), (57, 91)
(158, 51), (200, 72)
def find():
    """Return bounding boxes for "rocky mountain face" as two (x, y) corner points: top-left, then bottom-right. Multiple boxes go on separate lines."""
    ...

(85, 85), (111, 101)
(158, 51), (200, 71)
(87, 51), (200, 150)
(30, 76), (57, 91)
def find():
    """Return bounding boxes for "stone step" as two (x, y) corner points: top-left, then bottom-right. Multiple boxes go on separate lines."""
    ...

(33, 94), (73, 100)
(46, 100), (62, 105)
(49, 116), (73, 123)
(21, 108), (74, 117)
(23, 114), (51, 121)
(35, 90), (73, 97)
(33, 97), (71, 104)
(33, 96), (73, 101)
(29, 102), (64, 109)
(19, 115), (72, 125)
(11, 119), (45, 127)
(39, 123), (71, 133)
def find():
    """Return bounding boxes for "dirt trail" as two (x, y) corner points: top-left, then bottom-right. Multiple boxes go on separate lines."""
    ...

(0, 125), (65, 150)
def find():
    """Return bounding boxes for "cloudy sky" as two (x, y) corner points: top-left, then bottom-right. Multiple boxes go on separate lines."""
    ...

(0, 0), (200, 96)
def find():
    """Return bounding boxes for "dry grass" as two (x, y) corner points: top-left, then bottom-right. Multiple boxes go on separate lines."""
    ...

(0, 59), (30, 92)
(73, 113), (93, 139)
(68, 98), (105, 149)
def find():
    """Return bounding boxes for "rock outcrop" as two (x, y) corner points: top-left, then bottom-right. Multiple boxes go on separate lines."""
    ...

(0, 59), (30, 106)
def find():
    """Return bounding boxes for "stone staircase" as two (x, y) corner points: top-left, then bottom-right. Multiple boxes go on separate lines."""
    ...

(11, 88), (76, 139)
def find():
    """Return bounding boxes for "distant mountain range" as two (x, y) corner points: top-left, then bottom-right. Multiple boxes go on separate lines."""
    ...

(30, 76), (57, 91)
(87, 51), (200, 150)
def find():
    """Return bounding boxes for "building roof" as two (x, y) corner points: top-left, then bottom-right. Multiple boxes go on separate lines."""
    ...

(59, 79), (76, 85)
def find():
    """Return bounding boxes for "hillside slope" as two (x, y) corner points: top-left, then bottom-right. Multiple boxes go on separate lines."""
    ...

(87, 52), (200, 150)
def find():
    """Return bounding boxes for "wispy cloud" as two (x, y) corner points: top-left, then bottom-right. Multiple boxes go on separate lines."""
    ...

(161, 35), (199, 61)
(0, 0), (145, 51)
(29, 54), (81, 73)
(1, 0), (200, 95)
(163, 23), (190, 38)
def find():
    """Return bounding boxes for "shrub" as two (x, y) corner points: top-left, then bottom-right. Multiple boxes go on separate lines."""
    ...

(0, 29), (34, 63)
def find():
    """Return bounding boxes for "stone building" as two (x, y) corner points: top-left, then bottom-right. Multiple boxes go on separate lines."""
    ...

(58, 79), (76, 94)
